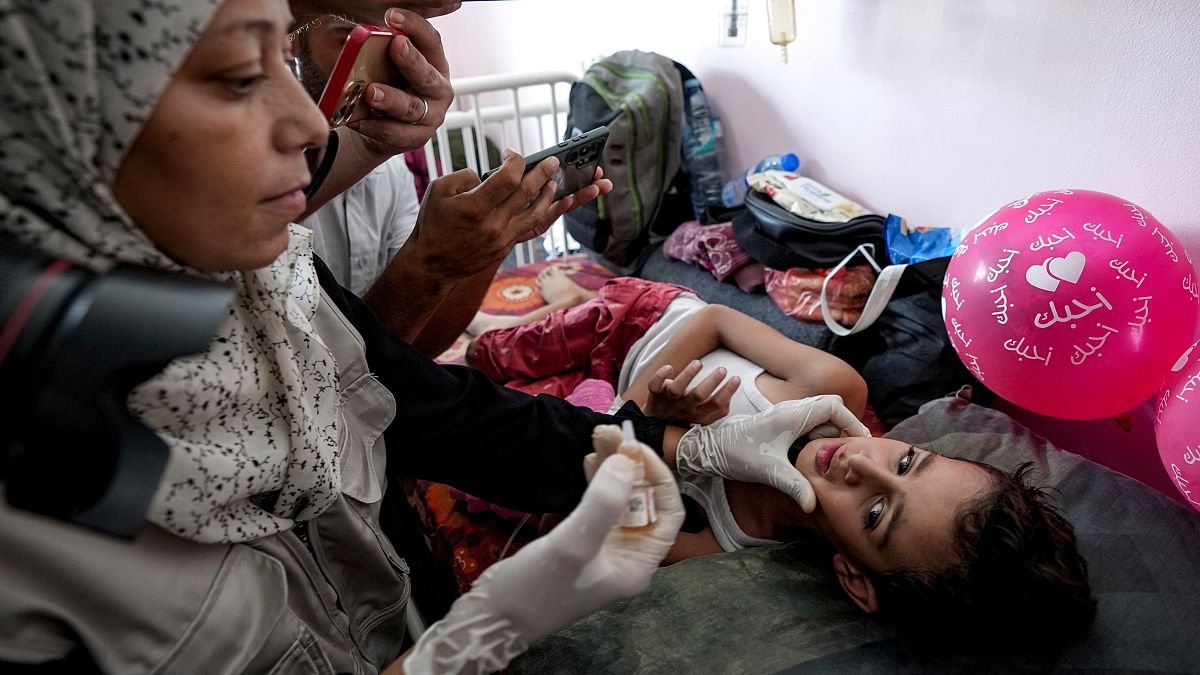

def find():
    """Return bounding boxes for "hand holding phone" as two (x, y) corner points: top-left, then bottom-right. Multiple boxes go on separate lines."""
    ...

(317, 25), (408, 127)
(482, 126), (610, 202)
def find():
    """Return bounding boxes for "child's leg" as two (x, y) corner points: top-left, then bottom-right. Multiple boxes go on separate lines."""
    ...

(466, 297), (578, 335)
(466, 270), (630, 382)
(623, 303), (867, 416)
(466, 266), (598, 335)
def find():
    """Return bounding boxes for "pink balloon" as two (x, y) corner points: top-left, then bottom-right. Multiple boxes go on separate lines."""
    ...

(942, 189), (1198, 420)
(1155, 340), (1200, 512)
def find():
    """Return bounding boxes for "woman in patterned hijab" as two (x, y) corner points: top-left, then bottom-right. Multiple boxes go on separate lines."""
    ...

(0, 0), (344, 543)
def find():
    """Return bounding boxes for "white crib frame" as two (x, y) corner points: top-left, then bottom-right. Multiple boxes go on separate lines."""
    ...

(420, 70), (582, 267)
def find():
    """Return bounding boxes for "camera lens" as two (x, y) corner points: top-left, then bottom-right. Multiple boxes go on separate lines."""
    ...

(332, 81), (365, 126)
(566, 150), (579, 164)
(0, 241), (234, 538)
(0, 249), (82, 372)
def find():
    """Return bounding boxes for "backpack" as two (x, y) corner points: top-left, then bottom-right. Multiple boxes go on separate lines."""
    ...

(564, 51), (687, 271)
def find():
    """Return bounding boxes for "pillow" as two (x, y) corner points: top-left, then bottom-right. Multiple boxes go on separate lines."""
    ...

(512, 396), (1200, 673)
(435, 256), (614, 366)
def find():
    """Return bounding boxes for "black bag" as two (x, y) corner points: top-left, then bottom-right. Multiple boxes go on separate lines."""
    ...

(819, 249), (989, 425)
(731, 190), (889, 270)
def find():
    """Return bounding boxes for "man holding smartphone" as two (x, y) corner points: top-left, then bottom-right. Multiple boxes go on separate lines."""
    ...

(291, 1), (611, 356)
(297, 5), (453, 204)
(292, 13), (423, 297)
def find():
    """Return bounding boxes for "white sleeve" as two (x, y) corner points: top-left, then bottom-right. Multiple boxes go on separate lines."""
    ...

(384, 157), (420, 264)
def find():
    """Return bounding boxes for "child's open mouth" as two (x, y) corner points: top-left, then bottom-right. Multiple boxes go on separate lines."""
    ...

(815, 439), (849, 476)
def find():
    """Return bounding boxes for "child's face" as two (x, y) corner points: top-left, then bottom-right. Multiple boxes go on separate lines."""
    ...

(113, 0), (329, 272)
(795, 436), (994, 574)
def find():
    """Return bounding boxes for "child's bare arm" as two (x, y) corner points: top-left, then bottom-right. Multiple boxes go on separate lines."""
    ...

(625, 304), (867, 416)
(703, 304), (867, 414)
(623, 305), (731, 419)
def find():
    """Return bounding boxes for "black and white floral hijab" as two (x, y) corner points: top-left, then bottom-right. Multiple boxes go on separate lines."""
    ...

(0, 1), (343, 543)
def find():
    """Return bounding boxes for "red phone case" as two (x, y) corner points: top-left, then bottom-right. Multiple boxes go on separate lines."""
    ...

(317, 25), (404, 127)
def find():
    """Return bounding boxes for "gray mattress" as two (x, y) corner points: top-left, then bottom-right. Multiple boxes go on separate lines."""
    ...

(511, 396), (1200, 673)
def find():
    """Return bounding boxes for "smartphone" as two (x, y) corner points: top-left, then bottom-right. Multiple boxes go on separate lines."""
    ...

(317, 24), (407, 127)
(482, 126), (610, 202)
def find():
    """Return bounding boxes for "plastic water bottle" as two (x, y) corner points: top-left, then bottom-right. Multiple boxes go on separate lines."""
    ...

(720, 152), (801, 207)
(679, 77), (725, 219)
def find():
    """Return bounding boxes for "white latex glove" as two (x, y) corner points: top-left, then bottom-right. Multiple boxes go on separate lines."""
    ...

(674, 394), (871, 513)
(404, 429), (684, 674)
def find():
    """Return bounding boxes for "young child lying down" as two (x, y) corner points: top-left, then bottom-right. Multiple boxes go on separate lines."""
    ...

(467, 271), (1095, 643)
(467, 267), (868, 424)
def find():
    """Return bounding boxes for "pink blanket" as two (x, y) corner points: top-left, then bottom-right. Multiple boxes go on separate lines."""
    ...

(663, 221), (765, 291)
(470, 278), (690, 398)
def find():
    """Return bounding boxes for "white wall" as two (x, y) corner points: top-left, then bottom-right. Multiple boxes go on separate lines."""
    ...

(435, 0), (1200, 257)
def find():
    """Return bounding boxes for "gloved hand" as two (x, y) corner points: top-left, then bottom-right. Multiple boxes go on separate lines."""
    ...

(674, 395), (871, 513)
(404, 428), (684, 674)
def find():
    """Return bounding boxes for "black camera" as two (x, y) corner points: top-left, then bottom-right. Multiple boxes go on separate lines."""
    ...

(0, 240), (232, 537)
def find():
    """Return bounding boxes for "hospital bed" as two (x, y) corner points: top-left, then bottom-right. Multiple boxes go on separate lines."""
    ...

(401, 70), (1200, 673)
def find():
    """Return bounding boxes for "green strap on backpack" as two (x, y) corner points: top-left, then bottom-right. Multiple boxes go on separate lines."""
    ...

(564, 51), (684, 270)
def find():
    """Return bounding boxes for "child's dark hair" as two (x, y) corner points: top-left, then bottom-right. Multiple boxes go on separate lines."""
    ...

(866, 462), (1095, 646)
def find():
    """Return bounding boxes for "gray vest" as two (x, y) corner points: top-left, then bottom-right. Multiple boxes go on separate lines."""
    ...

(0, 289), (408, 674)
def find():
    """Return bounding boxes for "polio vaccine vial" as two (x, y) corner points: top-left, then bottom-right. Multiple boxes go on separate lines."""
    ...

(617, 421), (657, 531)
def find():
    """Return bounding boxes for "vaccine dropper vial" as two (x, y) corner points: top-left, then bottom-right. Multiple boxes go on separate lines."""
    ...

(767, 0), (796, 64)
(617, 420), (657, 531)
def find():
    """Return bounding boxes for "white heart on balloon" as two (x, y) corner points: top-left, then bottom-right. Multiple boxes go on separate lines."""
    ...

(1025, 260), (1061, 293)
(1047, 251), (1087, 284)
(1026, 251), (1088, 293)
